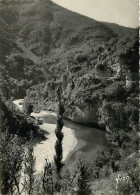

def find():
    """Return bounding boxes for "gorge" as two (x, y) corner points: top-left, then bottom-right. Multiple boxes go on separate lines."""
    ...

(13, 99), (111, 174)
(0, 0), (139, 194)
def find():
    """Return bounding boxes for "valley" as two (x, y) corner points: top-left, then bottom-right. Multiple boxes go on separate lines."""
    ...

(0, 0), (139, 194)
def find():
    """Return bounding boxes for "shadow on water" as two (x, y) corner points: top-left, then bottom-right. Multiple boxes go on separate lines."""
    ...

(39, 113), (112, 152)
(31, 136), (48, 147)
(14, 100), (112, 172)
(34, 113), (112, 169)
(63, 119), (112, 169)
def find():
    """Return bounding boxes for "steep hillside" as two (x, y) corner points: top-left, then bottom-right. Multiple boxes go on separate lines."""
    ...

(0, 0), (138, 130)
(0, 1), (139, 194)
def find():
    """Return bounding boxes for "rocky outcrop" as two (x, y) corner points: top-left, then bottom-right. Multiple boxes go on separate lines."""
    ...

(64, 102), (106, 129)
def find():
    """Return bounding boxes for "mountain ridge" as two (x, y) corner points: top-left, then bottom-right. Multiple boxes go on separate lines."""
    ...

(0, 0), (138, 130)
(0, 1), (139, 194)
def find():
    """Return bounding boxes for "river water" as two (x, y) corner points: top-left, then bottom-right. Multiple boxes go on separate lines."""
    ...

(60, 119), (111, 170)
(13, 99), (111, 173)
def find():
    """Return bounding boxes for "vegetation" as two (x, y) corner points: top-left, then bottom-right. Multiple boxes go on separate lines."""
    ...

(1, 131), (24, 195)
(0, 0), (139, 194)
(77, 159), (91, 195)
(42, 159), (54, 194)
(24, 145), (36, 195)
(0, 98), (45, 138)
(54, 87), (65, 176)
(23, 100), (34, 116)
(0, 97), (45, 194)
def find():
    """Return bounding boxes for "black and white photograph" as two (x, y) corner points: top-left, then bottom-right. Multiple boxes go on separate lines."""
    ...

(0, 0), (139, 194)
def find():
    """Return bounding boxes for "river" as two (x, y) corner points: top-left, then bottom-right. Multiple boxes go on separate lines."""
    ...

(13, 99), (111, 174)
(64, 119), (111, 170)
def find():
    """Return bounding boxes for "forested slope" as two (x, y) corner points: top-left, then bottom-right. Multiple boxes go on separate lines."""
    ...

(0, 0), (138, 129)
(0, 0), (139, 194)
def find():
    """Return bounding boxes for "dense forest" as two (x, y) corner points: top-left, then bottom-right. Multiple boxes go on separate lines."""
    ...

(0, 0), (139, 194)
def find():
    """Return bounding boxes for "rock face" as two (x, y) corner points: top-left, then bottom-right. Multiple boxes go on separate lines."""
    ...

(64, 102), (122, 131)
(64, 103), (101, 126)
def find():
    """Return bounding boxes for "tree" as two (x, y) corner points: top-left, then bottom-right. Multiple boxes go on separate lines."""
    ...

(24, 145), (36, 195)
(52, 86), (65, 193)
(77, 159), (91, 195)
(42, 159), (54, 194)
(119, 41), (139, 81)
(1, 130), (24, 195)
(54, 115), (64, 175)
(23, 100), (33, 116)
(54, 86), (65, 176)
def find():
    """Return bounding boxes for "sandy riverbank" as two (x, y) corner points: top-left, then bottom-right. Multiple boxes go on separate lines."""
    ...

(31, 111), (78, 173)
(13, 99), (78, 173)
(13, 99), (111, 173)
